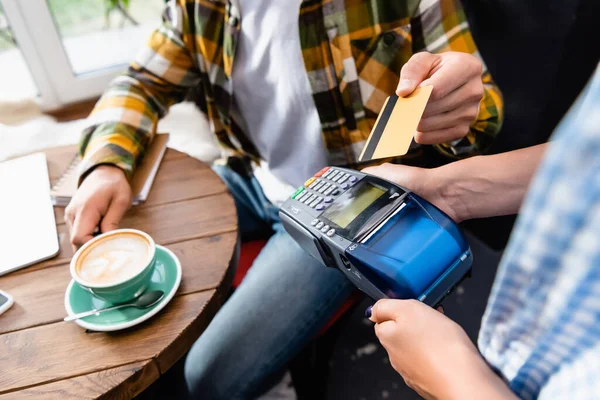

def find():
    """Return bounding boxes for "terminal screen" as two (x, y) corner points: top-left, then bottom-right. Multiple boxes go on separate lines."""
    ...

(323, 182), (386, 228)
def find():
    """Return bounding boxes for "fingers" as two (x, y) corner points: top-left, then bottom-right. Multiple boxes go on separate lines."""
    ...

(422, 79), (483, 118)
(64, 165), (132, 250)
(415, 103), (478, 145)
(65, 204), (76, 235)
(418, 104), (478, 132)
(70, 205), (102, 248)
(361, 163), (398, 182)
(370, 299), (407, 323)
(422, 54), (481, 102)
(362, 164), (428, 195)
(100, 193), (131, 233)
(374, 320), (397, 341)
(361, 166), (377, 175)
(414, 126), (468, 145)
(397, 52), (441, 97)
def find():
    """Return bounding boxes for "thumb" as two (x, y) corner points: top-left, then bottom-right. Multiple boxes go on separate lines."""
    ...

(397, 52), (440, 97)
(370, 299), (406, 323)
(71, 208), (101, 248)
(363, 164), (411, 186)
(100, 194), (131, 233)
(362, 164), (425, 193)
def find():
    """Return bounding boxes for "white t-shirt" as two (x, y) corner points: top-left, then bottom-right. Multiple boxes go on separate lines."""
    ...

(231, 0), (327, 206)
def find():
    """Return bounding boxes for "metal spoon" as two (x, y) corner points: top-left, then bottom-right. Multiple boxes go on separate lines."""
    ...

(64, 290), (165, 322)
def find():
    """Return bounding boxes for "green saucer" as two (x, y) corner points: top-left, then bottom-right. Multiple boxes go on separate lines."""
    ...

(64, 245), (182, 332)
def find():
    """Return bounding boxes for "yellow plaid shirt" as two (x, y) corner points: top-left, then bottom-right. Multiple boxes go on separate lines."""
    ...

(79, 0), (503, 179)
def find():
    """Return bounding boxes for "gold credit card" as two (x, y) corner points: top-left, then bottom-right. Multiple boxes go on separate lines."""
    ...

(359, 85), (433, 161)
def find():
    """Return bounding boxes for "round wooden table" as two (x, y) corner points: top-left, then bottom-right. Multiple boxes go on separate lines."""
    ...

(0, 145), (238, 399)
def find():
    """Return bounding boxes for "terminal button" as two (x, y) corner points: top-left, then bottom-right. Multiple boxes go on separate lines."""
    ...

(311, 219), (319, 226)
(328, 170), (339, 181)
(326, 229), (335, 237)
(324, 186), (334, 196)
(314, 167), (330, 177)
(324, 197), (333, 203)
(318, 183), (331, 193)
(316, 221), (324, 229)
(320, 225), (330, 233)
(337, 174), (349, 184)
(341, 183), (349, 190)
(316, 204), (325, 211)
(348, 176), (357, 183)
(299, 192), (312, 203)
(291, 186), (305, 199)
(331, 189), (340, 196)
(310, 198), (322, 208)
(304, 177), (316, 187)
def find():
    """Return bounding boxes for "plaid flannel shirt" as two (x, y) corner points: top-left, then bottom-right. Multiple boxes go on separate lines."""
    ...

(78, 0), (503, 179)
(479, 65), (600, 399)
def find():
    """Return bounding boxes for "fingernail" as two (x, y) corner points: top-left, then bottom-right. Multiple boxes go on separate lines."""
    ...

(365, 305), (373, 318)
(396, 79), (413, 95)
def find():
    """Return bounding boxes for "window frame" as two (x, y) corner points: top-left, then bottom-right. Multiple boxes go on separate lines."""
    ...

(1, 0), (151, 110)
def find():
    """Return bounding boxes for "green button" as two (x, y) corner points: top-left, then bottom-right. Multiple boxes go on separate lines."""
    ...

(291, 186), (305, 199)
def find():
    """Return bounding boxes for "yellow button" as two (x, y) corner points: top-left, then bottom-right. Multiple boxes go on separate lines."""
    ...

(304, 177), (316, 187)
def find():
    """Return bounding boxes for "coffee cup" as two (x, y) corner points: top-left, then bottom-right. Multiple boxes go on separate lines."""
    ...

(70, 229), (156, 303)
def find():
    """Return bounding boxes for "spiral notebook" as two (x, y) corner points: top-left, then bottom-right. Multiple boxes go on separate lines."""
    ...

(50, 133), (169, 206)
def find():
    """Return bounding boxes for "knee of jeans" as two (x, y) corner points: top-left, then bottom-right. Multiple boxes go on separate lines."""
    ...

(184, 350), (215, 398)
(184, 335), (245, 399)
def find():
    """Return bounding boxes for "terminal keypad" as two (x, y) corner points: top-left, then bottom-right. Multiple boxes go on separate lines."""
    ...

(290, 167), (358, 217)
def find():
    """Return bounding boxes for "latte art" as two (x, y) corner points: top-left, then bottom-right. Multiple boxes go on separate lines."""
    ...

(76, 233), (151, 285)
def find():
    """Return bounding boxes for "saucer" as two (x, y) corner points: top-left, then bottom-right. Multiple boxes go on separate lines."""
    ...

(64, 244), (182, 332)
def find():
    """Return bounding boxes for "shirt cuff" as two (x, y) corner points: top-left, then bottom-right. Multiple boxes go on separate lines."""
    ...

(77, 144), (135, 186)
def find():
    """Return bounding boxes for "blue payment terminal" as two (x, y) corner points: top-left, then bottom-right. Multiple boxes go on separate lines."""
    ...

(279, 167), (472, 307)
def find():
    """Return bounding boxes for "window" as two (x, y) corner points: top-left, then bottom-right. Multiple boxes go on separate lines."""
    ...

(0, 3), (37, 100)
(47, 0), (164, 75)
(0, 0), (164, 110)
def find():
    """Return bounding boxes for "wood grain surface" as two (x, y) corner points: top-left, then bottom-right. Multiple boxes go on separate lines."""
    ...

(0, 361), (158, 400)
(0, 147), (238, 398)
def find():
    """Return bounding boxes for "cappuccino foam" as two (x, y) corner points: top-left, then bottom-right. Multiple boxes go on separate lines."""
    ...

(76, 233), (151, 285)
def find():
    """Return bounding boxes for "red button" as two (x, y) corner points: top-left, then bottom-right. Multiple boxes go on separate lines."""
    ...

(314, 167), (330, 177)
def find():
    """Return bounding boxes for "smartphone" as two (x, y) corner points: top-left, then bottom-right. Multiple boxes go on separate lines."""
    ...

(0, 290), (14, 316)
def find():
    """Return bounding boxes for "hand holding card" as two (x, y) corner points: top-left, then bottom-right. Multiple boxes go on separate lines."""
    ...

(397, 52), (485, 144)
(359, 86), (433, 162)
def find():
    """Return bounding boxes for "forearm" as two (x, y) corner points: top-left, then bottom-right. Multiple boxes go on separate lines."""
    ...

(78, 81), (162, 180)
(79, 0), (201, 180)
(434, 143), (548, 221)
(444, 354), (517, 400)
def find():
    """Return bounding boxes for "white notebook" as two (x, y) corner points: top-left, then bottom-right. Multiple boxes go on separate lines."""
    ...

(0, 153), (59, 275)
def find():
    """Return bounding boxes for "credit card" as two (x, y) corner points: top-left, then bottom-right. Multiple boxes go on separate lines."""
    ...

(359, 85), (433, 161)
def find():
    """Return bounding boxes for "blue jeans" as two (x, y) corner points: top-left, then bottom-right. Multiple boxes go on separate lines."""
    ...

(184, 165), (355, 399)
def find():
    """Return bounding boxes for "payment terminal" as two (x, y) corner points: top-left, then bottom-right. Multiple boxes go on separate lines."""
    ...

(279, 167), (472, 307)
